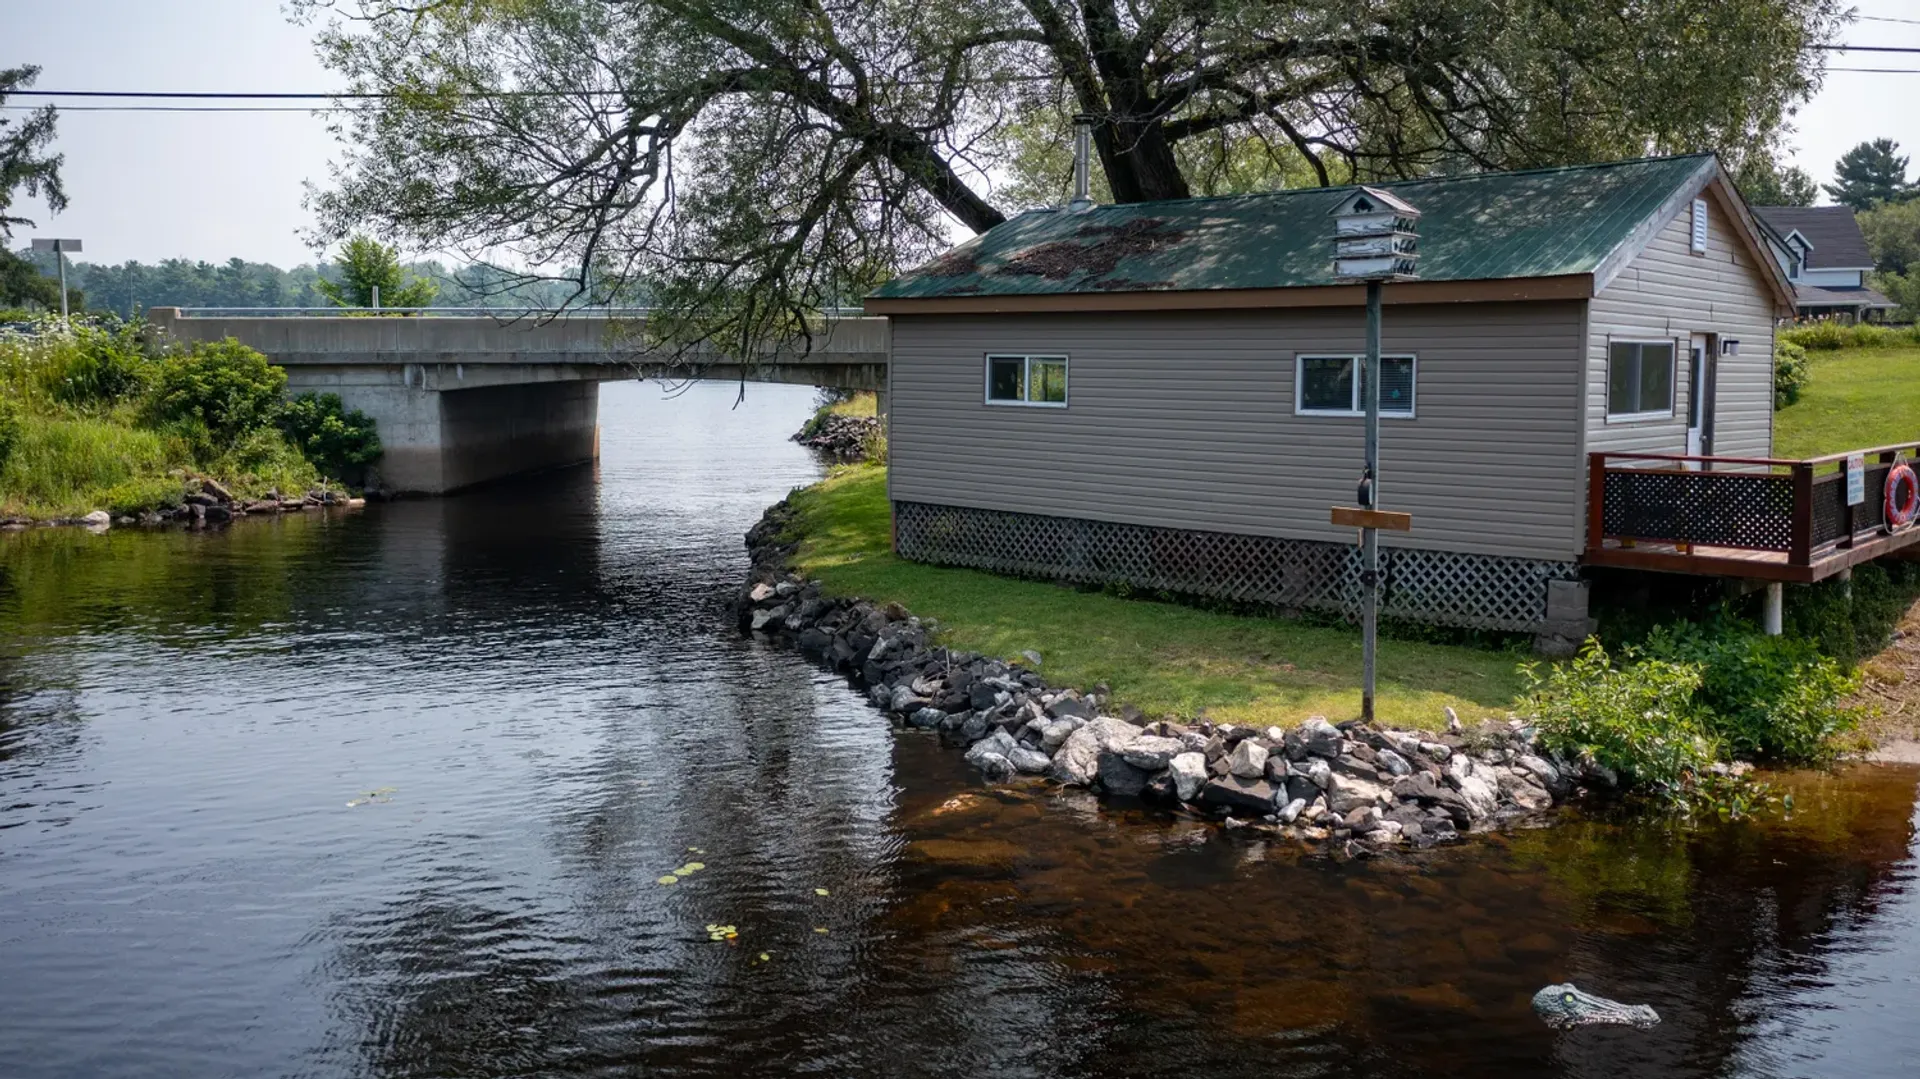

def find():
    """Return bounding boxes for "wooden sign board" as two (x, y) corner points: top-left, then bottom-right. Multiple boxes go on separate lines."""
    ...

(1331, 506), (1413, 532)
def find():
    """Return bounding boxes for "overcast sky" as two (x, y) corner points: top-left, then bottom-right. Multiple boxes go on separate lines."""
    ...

(6, 0), (1919, 268)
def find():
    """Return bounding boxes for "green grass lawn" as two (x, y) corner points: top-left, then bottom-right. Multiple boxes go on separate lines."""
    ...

(784, 464), (1530, 731)
(1774, 345), (1920, 460)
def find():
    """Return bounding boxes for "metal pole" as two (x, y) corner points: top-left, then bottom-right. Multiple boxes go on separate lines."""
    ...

(1361, 280), (1382, 723)
(56, 241), (70, 321)
(371, 285), (381, 312)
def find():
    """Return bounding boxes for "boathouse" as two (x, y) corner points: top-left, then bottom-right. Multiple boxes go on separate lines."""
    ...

(864, 154), (1920, 640)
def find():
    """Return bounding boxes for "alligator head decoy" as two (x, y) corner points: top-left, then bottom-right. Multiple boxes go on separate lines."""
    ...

(1532, 983), (1661, 1030)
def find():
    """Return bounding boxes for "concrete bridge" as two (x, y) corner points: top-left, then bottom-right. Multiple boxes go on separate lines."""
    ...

(147, 308), (889, 494)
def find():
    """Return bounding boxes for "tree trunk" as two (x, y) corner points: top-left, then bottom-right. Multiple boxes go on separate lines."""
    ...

(1095, 118), (1190, 204)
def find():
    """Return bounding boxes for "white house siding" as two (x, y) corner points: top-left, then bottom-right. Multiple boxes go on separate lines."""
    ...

(1586, 192), (1779, 462)
(886, 301), (1588, 563)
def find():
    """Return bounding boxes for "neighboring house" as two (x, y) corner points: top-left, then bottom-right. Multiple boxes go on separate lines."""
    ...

(1751, 204), (1895, 323)
(865, 154), (1801, 641)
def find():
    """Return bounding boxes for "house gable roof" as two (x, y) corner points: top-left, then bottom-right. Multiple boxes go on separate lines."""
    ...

(870, 153), (1790, 311)
(1751, 206), (1874, 268)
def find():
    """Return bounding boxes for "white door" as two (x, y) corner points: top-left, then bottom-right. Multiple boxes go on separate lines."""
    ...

(1686, 334), (1711, 459)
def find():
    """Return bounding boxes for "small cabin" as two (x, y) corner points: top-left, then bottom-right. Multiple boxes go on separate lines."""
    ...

(864, 154), (1918, 641)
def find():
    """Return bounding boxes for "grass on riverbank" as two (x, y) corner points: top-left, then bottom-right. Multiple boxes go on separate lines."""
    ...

(784, 463), (1528, 730)
(1774, 344), (1920, 459)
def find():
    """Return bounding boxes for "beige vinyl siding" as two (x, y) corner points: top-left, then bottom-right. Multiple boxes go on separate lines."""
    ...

(1586, 191), (1779, 460)
(887, 302), (1587, 562)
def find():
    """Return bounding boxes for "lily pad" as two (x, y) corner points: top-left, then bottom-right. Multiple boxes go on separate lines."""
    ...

(656, 875), (680, 886)
(814, 927), (830, 935)
(704, 924), (739, 942)
(814, 888), (830, 897)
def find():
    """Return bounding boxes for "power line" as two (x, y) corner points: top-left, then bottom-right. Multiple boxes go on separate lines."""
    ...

(1809, 44), (1920, 52)
(1858, 14), (1920, 26)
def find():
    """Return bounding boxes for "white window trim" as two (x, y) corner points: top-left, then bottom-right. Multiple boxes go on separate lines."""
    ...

(983, 353), (1070, 408)
(1293, 354), (1418, 419)
(1604, 338), (1679, 423)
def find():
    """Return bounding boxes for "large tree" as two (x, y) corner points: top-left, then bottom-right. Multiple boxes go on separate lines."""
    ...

(1823, 138), (1915, 211)
(1, 64), (64, 241)
(1735, 155), (1818, 207)
(296, 0), (1845, 353)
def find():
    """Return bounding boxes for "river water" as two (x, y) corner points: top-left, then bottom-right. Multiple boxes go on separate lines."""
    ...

(2, 381), (1918, 1078)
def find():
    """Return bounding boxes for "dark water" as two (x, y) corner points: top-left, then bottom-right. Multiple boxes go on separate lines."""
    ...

(3, 381), (1918, 1079)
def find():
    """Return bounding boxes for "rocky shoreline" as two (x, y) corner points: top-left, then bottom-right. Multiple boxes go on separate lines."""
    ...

(738, 495), (1609, 850)
(791, 413), (881, 460)
(1, 476), (363, 533)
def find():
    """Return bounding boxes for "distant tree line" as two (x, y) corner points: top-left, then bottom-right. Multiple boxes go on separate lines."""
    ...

(5, 248), (593, 317)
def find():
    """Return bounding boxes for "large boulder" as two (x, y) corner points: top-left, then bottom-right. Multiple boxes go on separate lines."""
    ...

(1375, 748), (1413, 777)
(1199, 775), (1276, 815)
(1169, 752), (1209, 802)
(1040, 718), (1083, 751)
(907, 707), (947, 729)
(1301, 757), (1333, 790)
(1097, 750), (1151, 797)
(1297, 717), (1344, 757)
(1122, 735), (1185, 771)
(1497, 768), (1553, 811)
(1514, 753), (1568, 795)
(1008, 746), (1053, 775)
(1085, 717), (1143, 752)
(889, 684), (929, 714)
(1326, 774), (1389, 815)
(1227, 739), (1269, 779)
(1445, 755), (1498, 822)
(1049, 725), (1103, 786)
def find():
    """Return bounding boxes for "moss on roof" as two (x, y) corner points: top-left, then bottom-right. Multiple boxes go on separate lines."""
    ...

(872, 154), (1717, 301)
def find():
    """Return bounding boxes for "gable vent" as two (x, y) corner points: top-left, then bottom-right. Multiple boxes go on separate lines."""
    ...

(1690, 197), (1709, 254)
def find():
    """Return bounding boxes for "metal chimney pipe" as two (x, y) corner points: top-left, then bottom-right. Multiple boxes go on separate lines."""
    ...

(1069, 114), (1095, 212)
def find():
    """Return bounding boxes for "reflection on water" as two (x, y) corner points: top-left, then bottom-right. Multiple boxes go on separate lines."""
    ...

(1, 381), (1917, 1078)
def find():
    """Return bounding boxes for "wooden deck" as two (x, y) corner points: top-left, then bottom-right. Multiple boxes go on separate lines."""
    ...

(1583, 445), (1920, 583)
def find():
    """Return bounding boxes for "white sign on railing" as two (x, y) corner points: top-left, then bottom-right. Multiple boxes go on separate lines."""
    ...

(1848, 453), (1866, 506)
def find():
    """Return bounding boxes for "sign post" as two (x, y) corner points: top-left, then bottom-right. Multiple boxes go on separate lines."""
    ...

(30, 238), (83, 320)
(1329, 189), (1420, 724)
(1847, 453), (1865, 508)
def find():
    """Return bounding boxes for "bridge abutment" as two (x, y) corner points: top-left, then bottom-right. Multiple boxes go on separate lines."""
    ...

(290, 364), (601, 494)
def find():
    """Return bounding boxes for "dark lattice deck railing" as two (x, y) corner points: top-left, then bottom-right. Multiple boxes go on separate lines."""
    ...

(894, 501), (1579, 632)
(1585, 445), (1920, 583)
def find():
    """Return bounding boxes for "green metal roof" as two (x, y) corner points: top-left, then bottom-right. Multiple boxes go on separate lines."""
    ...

(870, 153), (1717, 301)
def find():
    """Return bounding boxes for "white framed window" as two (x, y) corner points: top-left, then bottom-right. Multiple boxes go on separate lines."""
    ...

(1606, 339), (1677, 421)
(1294, 354), (1417, 417)
(985, 354), (1068, 407)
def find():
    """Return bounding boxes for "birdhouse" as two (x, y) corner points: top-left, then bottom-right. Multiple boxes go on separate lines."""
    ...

(1330, 187), (1421, 281)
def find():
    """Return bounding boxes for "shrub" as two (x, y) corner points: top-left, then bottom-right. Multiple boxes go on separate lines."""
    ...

(1773, 338), (1809, 409)
(206, 427), (321, 497)
(1784, 561), (1920, 663)
(1640, 622), (1859, 761)
(0, 394), (20, 471)
(1780, 321), (1920, 351)
(277, 393), (381, 483)
(43, 321), (152, 406)
(0, 414), (181, 515)
(146, 338), (287, 447)
(1522, 640), (1716, 796)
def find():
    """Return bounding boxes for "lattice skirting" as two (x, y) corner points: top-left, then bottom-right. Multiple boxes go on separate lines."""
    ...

(893, 501), (1580, 633)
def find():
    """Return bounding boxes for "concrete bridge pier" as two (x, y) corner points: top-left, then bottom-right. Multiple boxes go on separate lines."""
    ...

(290, 362), (605, 495)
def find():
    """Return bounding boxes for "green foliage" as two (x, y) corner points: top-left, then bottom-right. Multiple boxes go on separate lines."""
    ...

(278, 393), (381, 483)
(1640, 622), (1859, 761)
(0, 414), (183, 517)
(1859, 198), (1920, 276)
(41, 320), (152, 406)
(1782, 561), (1920, 664)
(1773, 337), (1808, 409)
(1522, 640), (1716, 795)
(0, 247), (75, 310)
(315, 234), (438, 309)
(146, 338), (287, 448)
(1734, 155), (1819, 207)
(0, 65), (66, 240)
(0, 392), (19, 470)
(1876, 269), (1920, 324)
(205, 428), (321, 496)
(1779, 321), (1920, 351)
(1823, 138), (1916, 211)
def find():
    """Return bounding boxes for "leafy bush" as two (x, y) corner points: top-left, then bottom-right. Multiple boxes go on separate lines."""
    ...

(43, 321), (151, 406)
(0, 394), (20, 471)
(278, 393), (381, 483)
(206, 427), (321, 496)
(1773, 337), (1809, 409)
(1784, 561), (1920, 663)
(146, 338), (287, 447)
(1640, 622), (1859, 761)
(1522, 640), (1716, 796)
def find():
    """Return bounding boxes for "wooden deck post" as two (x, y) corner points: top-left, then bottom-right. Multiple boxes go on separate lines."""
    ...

(1790, 462), (1815, 568)
(1585, 453), (1607, 556)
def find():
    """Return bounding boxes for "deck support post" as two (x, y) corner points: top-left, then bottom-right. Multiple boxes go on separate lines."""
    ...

(1360, 281), (1382, 724)
(1763, 582), (1784, 636)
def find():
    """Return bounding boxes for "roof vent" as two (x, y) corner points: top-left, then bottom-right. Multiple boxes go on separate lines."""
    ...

(1068, 115), (1095, 213)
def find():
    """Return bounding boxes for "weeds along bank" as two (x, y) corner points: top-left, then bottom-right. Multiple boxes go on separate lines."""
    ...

(744, 464), (1884, 840)
(0, 317), (380, 523)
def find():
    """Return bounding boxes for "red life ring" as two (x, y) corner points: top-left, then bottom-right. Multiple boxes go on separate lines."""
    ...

(1886, 463), (1920, 531)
